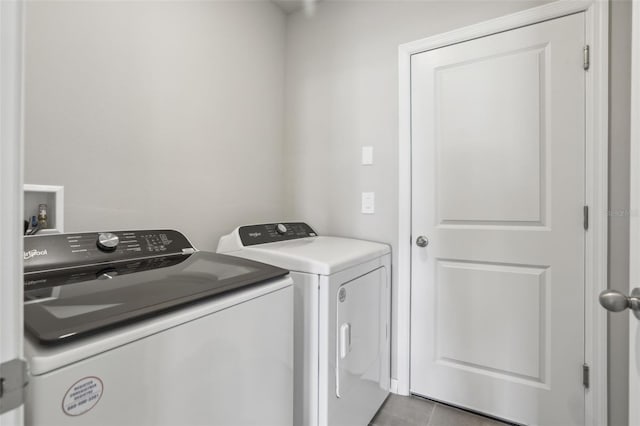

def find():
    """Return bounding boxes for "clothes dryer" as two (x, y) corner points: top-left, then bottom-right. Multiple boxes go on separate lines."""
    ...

(218, 222), (390, 426)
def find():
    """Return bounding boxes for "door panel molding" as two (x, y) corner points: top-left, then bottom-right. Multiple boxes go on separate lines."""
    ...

(433, 260), (549, 385)
(397, 2), (609, 425)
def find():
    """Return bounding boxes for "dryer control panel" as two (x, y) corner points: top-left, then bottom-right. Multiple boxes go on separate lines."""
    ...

(238, 222), (317, 246)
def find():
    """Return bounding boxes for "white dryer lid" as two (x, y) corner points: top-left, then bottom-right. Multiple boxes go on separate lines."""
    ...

(221, 236), (390, 276)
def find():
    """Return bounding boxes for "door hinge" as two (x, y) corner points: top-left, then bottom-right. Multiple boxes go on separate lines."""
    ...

(0, 359), (28, 415)
(583, 363), (590, 389)
(583, 45), (590, 70)
(584, 205), (589, 230)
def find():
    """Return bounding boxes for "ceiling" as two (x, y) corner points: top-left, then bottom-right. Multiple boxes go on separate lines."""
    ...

(271, 0), (304, 14)
(271, 0), (321, 15)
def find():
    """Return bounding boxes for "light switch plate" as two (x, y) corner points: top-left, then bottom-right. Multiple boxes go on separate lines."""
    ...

(361, 146), (373, 165)
(361, 192), (375, 214)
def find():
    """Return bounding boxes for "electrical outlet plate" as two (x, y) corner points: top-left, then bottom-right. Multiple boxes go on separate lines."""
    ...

(361, 192), (375, 214)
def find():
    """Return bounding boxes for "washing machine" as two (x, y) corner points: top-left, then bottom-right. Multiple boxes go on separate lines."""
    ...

(218, 222), (391, 426)
(23, 229), (293, 426)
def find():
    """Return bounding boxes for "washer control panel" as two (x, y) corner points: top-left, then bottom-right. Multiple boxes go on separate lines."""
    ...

(238, 222), (317, 246)
(24, 229), (194, 273)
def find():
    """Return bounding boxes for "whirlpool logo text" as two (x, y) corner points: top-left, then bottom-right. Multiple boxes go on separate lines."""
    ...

(24, 249), (48, 260)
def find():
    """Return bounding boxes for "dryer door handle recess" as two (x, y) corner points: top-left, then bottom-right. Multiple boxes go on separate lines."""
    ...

(339, 323), (351, 359)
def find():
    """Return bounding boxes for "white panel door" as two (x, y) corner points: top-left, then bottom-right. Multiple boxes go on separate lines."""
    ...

(410, 13), (586, 426)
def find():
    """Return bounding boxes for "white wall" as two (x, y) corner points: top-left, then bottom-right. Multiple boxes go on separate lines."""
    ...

(24, 0), (286, 251)
(284, 0), (548, 380)
(608, 1), (632, 424)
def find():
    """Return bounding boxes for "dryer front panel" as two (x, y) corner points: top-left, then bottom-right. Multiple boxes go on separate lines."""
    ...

(336, 267), (386, 398)
(324, 255), (390, 426)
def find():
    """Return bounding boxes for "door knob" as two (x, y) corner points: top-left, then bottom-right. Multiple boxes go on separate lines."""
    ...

(416, 236), (429, 248)
(599, 288), (640, 319)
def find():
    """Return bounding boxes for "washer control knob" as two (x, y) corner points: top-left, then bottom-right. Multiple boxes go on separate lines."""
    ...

(275, 223), (287, 235)
(97, 232), (119, 252)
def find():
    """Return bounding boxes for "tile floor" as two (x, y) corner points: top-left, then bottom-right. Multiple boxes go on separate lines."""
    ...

(369, 394), (513, 426)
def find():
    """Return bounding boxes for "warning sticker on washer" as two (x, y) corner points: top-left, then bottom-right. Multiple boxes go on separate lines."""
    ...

(62, 376), (103, 416)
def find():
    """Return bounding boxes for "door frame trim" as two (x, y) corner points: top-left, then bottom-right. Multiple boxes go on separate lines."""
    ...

(0, 0), (25, 423)
(396, 2), (609, 425)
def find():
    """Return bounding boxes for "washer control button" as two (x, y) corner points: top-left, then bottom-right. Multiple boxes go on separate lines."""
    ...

(97, 233), (119, 252)
(275, 224), (287, 235)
